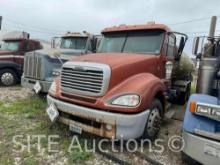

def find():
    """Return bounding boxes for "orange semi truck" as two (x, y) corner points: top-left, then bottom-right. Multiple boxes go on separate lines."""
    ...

(46, 23), (190, 140)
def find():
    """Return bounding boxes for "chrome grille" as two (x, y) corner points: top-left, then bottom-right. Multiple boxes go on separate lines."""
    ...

(24, 54), (42, 79)
(61, 62), (111, 96)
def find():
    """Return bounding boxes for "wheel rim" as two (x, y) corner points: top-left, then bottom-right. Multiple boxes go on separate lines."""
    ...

(1, 72), (14, 86)
(147, 108), (161, 137)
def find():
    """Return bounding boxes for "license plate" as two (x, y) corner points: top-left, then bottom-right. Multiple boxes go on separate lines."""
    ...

(204, 144), (220, 158)
(46, 104), (59, 122)
(69, 124), (82, 134)
(33, 81), (42, 94)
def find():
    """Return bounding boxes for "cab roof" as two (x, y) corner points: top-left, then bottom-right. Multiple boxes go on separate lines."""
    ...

(102, 23), (171, 33)
(62, 32), (91, 38)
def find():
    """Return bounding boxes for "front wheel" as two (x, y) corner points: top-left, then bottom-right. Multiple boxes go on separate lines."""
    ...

(142, 99), (163, 140)
(0, 69), (18, 86)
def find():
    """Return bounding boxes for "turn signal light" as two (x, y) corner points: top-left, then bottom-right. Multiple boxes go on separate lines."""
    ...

(189, 101), (197, 113)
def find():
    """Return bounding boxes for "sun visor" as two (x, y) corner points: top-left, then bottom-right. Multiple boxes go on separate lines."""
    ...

(2, 31), (30, 40)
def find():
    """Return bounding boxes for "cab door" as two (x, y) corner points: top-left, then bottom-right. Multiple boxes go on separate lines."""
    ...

(15, 40), (32, 69)
(165, 34), (176, 81)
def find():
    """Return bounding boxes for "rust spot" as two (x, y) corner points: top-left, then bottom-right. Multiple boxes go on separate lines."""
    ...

(57, 108), (116, 139)
(59, 117), (116, 139)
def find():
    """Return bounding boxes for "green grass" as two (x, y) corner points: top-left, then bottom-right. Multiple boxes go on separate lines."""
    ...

(0, 95), (94, 165)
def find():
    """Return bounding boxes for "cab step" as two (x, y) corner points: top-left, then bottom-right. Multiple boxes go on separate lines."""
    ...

(165, 104), (176, 119)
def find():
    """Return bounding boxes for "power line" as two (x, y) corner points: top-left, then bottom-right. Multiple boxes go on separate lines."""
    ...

(168, 15), (220, 26)
(4, 14), (220, 33)
(4, 21), (62, 36)
(2, 14), (220, 38)
(4, 16), (66, 33)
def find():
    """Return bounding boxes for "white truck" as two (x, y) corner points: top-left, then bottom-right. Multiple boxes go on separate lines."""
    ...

(22, 32), (100, 93)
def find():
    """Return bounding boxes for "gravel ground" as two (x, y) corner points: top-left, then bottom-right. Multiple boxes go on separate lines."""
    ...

(0, 86), (185, 165)
(0, 86), (34, 103)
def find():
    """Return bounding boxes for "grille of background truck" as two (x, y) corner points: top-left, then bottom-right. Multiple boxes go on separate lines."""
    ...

(61, 67), (104, 96)
(24, 55), (42, 79)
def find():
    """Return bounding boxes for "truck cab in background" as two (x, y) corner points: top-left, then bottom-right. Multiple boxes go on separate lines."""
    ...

(182, 18), (220, 164)
(21, 32), (100, 94)
(46, 23), (191, 140)
(0, 31), (42, 86)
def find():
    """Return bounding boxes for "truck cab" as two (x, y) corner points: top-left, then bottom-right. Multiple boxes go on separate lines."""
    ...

(21, 32), (100, 94)
(0, 31), (42, 86)
(182, 35), (220, 164)
(46, 23), (189, 140)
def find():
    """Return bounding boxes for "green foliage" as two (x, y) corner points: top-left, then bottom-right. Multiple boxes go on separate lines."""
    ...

(22, 157), (39, 165)
(69, 149), (93, 164)
(0, 95), (46, 115)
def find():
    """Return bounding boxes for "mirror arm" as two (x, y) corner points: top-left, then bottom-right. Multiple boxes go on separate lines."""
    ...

(170, 31), (188, 41)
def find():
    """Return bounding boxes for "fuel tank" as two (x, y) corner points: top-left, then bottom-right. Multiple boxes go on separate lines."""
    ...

(196, 58), (219, 95)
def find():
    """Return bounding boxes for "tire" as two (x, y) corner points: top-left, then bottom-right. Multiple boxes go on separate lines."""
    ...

(179, 83), (191, 105)
(142, 99), (163, 140)
(182, 152), (200, 165)
(0, 69), (18, 86)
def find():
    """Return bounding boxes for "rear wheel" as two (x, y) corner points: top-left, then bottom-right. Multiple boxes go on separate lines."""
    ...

(179, 83), (191, 105)
(142, 99), (163, 140)
(0, 69), (18, 86)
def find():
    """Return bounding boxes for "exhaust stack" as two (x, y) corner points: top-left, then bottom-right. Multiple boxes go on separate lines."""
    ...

(208, 16), (217, 39)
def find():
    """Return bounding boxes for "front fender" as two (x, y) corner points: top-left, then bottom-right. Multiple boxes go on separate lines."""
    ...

(101, 73), (166, 113)
(0, 61), (22, 74)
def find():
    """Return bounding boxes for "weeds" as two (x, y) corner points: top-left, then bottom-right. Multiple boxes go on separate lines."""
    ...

(0, 94), (95, 165)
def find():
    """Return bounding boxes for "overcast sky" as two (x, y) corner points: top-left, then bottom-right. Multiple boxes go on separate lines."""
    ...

(0, 0), (220, 55)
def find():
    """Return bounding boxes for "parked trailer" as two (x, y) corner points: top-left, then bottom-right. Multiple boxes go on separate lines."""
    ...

(182, 16), (220, 165)
(0, 31), (42, 86)
(46, 23), (190, 140)
(21, 32), (101, 94)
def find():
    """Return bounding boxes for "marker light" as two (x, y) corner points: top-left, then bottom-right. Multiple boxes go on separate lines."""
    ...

(189, 101), (197, 113)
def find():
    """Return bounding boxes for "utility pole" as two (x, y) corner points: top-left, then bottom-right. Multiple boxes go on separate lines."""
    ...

(0, 16), (2, 30)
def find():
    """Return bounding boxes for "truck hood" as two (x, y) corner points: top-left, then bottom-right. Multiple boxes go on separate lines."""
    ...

(34, 48), (85, 60)
(72, 53), (158, 69)
(183, 94), (220, 134)
(59, 48), (86, 56)
(71, 53), (160, 89)
(0, 50), (14, 55)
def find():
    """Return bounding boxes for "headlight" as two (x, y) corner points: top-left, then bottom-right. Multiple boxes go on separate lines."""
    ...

(52, 70), (61, 76)
(111, 94), (140, 107)
(190, 101), (220, 121)
(49, 81), (56, 95)
(196, 105), (212, 114)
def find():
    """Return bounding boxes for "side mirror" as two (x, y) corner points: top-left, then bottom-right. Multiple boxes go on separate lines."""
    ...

(192, 37), (200, 55)
(92, 36), (101, 52)
(175, 37), (185, 61)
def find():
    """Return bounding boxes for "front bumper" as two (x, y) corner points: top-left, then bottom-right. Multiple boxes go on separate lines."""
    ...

(21, 76), (52, 93)
(182, 130), (220, 165)
(47, 95), (149, 140)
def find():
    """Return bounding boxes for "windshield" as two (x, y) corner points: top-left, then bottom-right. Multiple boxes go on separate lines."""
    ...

(60, 37), (88, 50)
(98, 30), (164, 54)
(0, 41), (20, 51)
